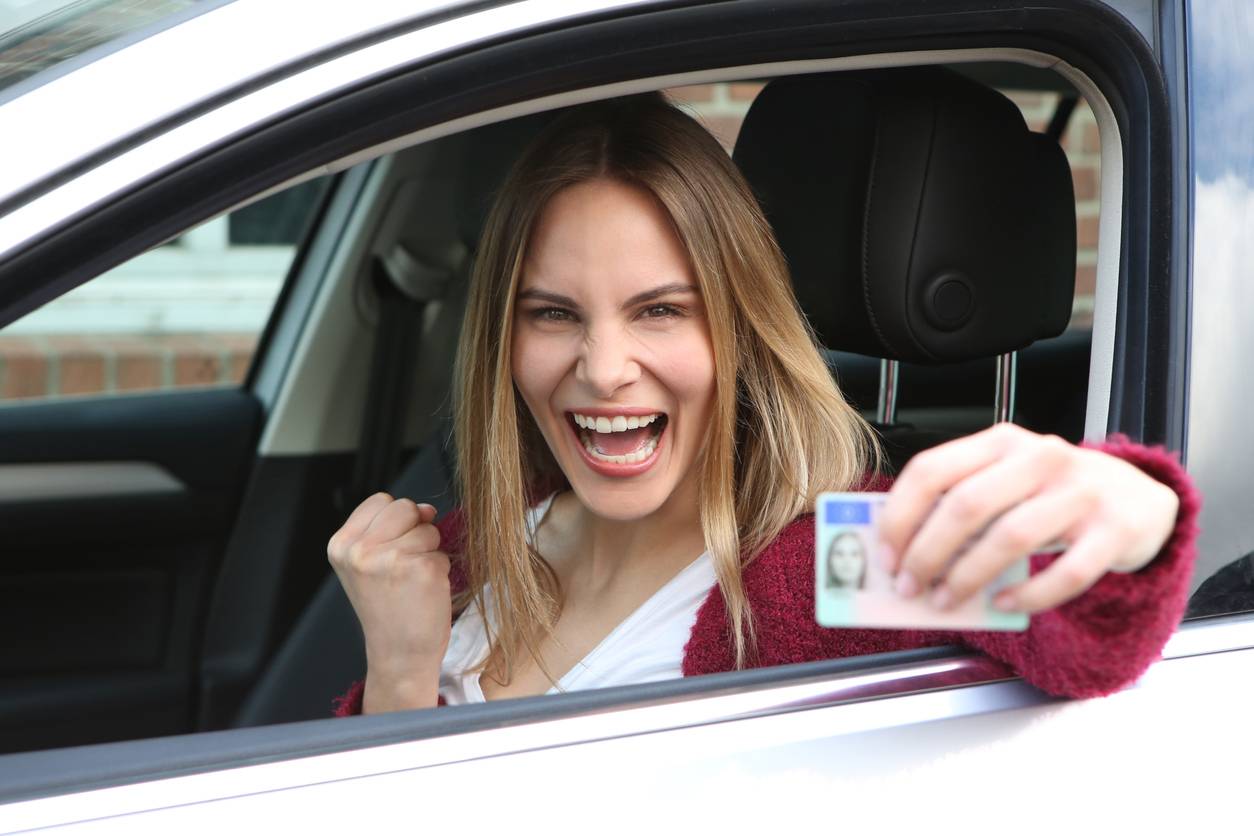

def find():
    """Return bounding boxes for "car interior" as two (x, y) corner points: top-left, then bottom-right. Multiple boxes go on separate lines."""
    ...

(0, 58), (1103, 754)
(229, 62), (1088, 729)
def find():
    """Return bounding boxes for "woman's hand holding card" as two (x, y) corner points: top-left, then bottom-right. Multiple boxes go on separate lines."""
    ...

(877, 423), (1180, 615)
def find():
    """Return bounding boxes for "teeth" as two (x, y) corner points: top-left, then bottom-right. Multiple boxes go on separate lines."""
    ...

(571, 412), (662, 433)
(580, 434), (658, 465)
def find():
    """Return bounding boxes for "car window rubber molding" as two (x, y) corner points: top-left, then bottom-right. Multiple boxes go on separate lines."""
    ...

(1154, 0), (1192, 459)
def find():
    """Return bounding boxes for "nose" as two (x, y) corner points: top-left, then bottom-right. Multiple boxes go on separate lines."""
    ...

(575, 324), (641, 398)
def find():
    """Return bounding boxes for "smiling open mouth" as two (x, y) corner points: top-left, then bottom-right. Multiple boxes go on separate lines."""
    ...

(569, 411), (668, 465)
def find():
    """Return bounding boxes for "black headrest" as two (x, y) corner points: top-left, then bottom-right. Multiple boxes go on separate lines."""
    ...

(734, 68), (1076, 364)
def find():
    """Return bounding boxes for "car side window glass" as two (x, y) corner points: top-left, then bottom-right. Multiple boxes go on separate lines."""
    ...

(1183, 0), (1254, 620)
(0, 177), (330, 402)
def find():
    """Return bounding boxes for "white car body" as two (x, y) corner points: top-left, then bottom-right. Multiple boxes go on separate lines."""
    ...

(0, 0), (1251, 831)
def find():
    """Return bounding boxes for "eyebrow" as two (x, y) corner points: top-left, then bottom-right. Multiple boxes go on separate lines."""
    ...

(516, 283), (698, 309)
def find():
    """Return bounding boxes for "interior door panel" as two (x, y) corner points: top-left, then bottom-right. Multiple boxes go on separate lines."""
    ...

(0, 388), (262, 753)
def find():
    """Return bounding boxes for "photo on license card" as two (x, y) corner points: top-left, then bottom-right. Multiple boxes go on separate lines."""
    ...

(815, 492), (1028, 632)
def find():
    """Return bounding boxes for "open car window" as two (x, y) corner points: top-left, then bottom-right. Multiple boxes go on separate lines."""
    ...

(1, 59), (1112, 753)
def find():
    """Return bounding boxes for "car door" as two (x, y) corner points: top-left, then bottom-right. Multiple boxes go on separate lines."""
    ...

(0, 118), (346, 753)
(3, 0), (1252, 830)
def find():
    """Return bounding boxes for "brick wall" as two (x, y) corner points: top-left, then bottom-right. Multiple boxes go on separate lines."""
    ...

(0, 80), (1102, 403)
(1006, 90), (1102, 329)
(0, 334), (256, 400)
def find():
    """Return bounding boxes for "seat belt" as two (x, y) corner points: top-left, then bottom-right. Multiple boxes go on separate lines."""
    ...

(345, 242), (460, 510)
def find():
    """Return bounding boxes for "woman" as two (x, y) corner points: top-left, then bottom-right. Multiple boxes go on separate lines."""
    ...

(331, 94), (1198, 714)
(826, 532), (869, 591)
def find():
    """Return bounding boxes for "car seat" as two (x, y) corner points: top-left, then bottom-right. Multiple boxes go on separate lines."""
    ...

(229, 114), (549, 727)
(733, 68), (1078, 469)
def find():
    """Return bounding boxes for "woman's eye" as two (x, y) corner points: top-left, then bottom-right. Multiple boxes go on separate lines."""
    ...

(531, 307), (575, 322)
(642, 304), (684, 319)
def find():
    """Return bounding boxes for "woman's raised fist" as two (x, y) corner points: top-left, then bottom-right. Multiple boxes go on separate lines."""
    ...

(328, 492), (452, 712)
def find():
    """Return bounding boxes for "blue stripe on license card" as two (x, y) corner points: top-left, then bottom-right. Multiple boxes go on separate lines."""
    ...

(825, 499), (870, 525)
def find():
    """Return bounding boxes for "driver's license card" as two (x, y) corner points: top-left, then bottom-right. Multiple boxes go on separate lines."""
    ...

(816, 492), (1028, 632)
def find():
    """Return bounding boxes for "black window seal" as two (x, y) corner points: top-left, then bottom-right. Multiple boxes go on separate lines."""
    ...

(1154, 0), (1192, 459)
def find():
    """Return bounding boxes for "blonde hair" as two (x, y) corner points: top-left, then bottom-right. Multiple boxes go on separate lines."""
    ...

(453, 94), (880, 681)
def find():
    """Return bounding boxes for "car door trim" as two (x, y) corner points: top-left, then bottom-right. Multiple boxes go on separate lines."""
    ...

(3, 611), (1251, 824)
(0, 461), (185, 502)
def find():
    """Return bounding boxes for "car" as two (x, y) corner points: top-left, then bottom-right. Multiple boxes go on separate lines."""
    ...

(0, 0), (1251, 830)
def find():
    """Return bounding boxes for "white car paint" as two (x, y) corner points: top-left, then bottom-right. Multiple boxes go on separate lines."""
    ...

(2, 623), (1249, 833)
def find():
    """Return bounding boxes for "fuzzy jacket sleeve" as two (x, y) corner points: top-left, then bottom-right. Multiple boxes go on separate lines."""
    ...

(332, 509), (469, 717)
(683, 436), (1201, 699)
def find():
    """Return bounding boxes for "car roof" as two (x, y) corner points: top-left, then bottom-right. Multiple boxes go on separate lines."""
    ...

(0, 0), (684, 265)
(0, 0), (487, 208)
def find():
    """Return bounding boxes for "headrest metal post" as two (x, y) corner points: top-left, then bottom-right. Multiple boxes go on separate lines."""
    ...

(877, 358), (900, 425)
(994, 351), (1017, 424)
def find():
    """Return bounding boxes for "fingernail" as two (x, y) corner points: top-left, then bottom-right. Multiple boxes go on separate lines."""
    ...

(931, 585), (953, 610)
(878, 542), (897, 574)
(994, 591), (1016, 611)
(895, 572), (919, 599)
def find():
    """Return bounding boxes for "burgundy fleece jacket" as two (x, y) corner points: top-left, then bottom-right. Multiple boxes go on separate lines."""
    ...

(334, 436), (1200, 715)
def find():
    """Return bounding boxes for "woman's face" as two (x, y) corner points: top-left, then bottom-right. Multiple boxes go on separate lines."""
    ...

(511, 177), (716, 521)
(828, 534), (866, 587)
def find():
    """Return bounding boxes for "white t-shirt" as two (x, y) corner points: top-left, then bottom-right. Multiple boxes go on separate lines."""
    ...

(439, 494), (716, 705)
